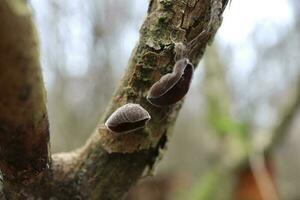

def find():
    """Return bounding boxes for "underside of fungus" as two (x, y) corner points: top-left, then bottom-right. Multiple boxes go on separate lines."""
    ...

(147, 58), (194, 107)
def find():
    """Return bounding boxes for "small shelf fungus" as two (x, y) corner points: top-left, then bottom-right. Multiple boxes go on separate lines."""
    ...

(147, 58), (194, 107)
(99, 103), (152, 153)
(105, 103), (151, 134)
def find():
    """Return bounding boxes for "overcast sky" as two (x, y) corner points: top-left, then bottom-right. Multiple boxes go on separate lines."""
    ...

(30, 0), (294, 86)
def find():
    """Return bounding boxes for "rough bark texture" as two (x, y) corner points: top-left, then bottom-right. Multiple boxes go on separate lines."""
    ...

(0, 0), (228, 199)
(0, 0), (50, 193)
(71, 0), (227, 199)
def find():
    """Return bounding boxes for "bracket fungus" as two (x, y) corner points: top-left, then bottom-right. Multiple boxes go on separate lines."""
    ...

(147, 58), (194, 107)
(105, 103), (151, 134)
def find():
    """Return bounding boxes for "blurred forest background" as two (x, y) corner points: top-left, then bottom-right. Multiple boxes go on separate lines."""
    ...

(29, 0), (300, 199)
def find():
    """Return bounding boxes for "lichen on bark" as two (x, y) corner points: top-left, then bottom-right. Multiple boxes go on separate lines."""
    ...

(0, 0), (228, 199)
(72, 0), (228, 199)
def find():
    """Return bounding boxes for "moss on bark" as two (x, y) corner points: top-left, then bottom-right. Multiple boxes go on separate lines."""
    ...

(0, 0), (228, 199)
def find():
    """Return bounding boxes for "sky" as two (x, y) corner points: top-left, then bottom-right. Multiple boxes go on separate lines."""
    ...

(218, 0), (294, 81)
(29, 0), (294, 88)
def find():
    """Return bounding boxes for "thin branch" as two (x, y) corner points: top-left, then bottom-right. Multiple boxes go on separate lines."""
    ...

(249, 153), (279, 200)
(0, 0), (50, 185)
(267, 76), (300, 152)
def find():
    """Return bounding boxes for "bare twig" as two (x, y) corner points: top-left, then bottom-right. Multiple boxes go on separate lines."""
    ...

(249, 152), (279, 200)
(268, 77), (300, 152)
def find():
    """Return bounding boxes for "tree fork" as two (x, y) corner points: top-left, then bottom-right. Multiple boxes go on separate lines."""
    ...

(0, 0), (228, 199)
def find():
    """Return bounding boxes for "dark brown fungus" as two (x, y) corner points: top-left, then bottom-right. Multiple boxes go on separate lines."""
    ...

(147, 58), (194, 106)
(105, 103), (151, 134)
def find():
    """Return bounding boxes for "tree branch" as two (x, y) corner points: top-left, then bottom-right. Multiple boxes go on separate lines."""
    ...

(0, 0), (50, 185)
(0, 0), (228, 198)
(68, 0), (227, 199)
(195, 47), (300, 200)
(267, 76), (300, 152)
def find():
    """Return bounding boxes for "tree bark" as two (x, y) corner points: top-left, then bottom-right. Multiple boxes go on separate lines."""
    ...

(0, 0), (50, 195)
(72, 1), (227, 199)
(0, 0), (228, 199)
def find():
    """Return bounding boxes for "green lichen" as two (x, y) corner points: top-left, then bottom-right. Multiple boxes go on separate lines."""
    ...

(137, 69), (152, 84)
(157, 14), (169, 25)
(141, 65), (154, 70)
(161, 64), (173, 74)
(159, 0), (173, 9)
(142, 52), (158, 67)
(124, 86), (137, 98)
(141, 77), (151, 82)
